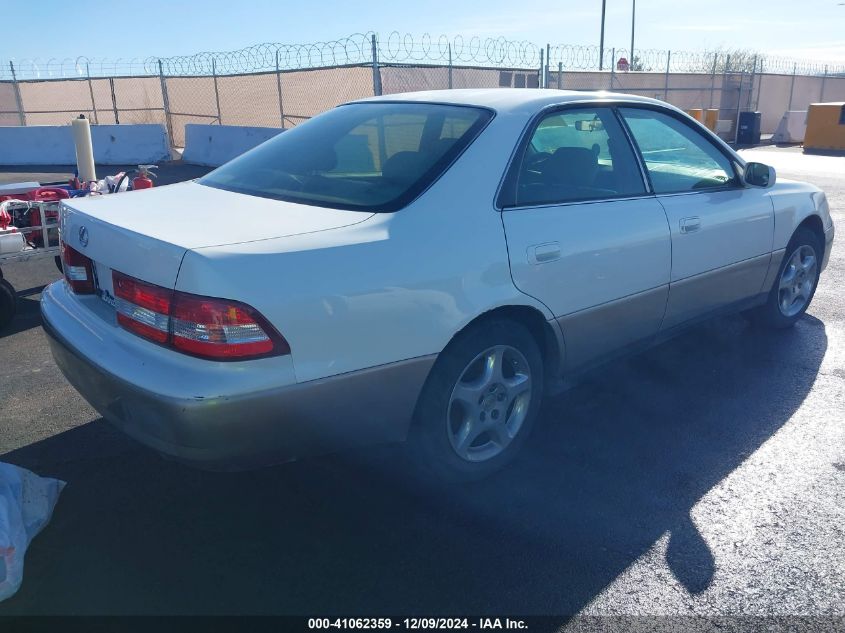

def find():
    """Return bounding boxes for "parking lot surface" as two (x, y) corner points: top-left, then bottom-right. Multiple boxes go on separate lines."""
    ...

(0, 150), (843, 621)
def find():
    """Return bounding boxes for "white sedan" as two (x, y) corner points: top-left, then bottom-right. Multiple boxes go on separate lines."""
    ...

(42, 89), (835, 479)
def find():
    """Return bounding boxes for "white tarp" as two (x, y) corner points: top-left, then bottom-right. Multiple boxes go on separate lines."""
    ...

(0, 462), (65, 602)
(771, 110), (807, 143)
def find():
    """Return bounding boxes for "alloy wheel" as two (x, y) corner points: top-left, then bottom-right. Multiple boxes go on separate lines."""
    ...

(446, 345), (533, 463)
(778, 244), (817, 317)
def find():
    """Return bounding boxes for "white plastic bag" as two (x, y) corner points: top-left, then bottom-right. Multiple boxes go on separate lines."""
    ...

(0, 462), (65, 602)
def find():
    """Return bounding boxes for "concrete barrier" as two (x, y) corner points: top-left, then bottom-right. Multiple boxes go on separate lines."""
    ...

(771, 111), (807, 144)
(0, 124), (170, 166)
(182, 124), (282, 167)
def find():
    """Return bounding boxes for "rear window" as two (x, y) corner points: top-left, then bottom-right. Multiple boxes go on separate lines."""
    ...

(199, 102), (493, 212)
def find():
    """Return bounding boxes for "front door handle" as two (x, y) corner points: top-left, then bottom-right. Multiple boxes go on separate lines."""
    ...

(680, 217), (701, 234)
(528, 242), (561, 264)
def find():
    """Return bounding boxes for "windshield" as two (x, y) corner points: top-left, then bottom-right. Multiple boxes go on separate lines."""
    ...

(199, 102), (493, 212)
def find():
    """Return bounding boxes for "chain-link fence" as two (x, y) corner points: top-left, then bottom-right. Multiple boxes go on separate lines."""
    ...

(2, 32), (845, 148)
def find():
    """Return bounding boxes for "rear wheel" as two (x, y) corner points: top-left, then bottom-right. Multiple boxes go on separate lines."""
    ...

(0, 278), (17, 331)
(749, 227), (822, 329)
(412, 319), (544, 481)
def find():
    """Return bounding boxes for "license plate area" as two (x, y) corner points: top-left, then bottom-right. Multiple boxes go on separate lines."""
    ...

(93, 261), (116, 309)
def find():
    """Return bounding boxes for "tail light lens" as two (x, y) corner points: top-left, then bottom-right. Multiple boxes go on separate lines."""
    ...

(112, 271), (289, 361)
(113, 272), (171, 343)
(62, 243), (95, 294)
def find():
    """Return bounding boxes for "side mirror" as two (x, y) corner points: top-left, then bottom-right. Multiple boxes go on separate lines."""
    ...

(743, 162), (776, 188)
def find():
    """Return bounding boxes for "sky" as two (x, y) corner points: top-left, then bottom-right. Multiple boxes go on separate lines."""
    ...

(2, 0), (844, 64)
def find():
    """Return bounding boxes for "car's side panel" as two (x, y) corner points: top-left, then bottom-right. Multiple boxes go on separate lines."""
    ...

(502, 198), (671, 316)
(501, 197), (671, 370)
(556, 284), (668, 370)
(742, 179), (831, 296)
(769, 179), (832, 250)
(661, 253), (772, 331)
(658, 187), (774, 328)
(657, 188), (774, 281)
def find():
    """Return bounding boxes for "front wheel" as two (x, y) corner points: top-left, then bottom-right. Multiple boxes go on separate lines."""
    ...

(412, 319), (544, 481)
(749, 227), (822, 329)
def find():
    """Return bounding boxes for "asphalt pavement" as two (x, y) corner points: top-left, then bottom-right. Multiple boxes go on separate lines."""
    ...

(0, 151), (842, 625)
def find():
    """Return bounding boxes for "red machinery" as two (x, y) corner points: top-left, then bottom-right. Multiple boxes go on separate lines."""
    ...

(0, 187), (67, 247)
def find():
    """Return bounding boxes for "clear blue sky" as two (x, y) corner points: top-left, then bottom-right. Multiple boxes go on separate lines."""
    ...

(4, 0), (844, 62)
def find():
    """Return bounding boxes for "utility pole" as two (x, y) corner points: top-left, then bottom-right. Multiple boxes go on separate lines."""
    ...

(599, 0), (607, 71)
(630, 0), (636, 68)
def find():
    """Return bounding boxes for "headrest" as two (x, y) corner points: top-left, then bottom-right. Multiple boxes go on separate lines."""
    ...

(541, 146), (598, 185)
(382, 151), (431, 184)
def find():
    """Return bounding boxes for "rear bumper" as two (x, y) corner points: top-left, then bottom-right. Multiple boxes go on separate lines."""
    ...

(41, 281), (435, 469)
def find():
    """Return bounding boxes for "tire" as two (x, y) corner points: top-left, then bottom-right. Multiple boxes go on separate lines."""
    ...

(411, 319), (544, 481)
(749, 227), (823, 329)
(0, 278), (17, 332)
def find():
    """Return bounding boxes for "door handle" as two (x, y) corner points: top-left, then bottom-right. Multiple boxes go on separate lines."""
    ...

(680, 217), (701, 234)
(528, 242), (561, 264)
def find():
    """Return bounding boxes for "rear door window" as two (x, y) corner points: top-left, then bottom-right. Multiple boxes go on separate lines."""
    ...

(501, 107), (646, 207)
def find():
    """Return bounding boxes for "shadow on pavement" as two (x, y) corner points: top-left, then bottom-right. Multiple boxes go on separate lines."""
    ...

(0, 314), (827, 616)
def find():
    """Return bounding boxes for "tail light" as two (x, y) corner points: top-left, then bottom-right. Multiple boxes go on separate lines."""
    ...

(62, 243), (95, 294)
(112, 271), (289, 361)
(113, 272), (171, 343)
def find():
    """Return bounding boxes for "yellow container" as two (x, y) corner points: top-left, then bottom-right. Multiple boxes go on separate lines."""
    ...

(803, 102), (845, 152)
(687, 108), (704, 122)
(704, 109), (719, 131)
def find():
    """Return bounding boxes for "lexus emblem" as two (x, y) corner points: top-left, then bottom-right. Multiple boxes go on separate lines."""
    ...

(78, 226), (89, 248)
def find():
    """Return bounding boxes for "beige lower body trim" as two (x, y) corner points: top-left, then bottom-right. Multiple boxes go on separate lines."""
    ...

(662, 254), (772, 331)
(556, 285), (669, 371)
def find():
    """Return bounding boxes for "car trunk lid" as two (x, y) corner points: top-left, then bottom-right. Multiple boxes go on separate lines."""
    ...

(60, 180), (374, 290)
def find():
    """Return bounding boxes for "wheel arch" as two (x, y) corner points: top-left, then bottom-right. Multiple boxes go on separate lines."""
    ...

(409, 303), (564, 437)
(421, 303), (565, 396)
(469, 305), (565, 386)
(796, 214), (825, 257)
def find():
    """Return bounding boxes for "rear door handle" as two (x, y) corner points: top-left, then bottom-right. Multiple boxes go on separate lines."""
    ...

(680, 217), (701, 233)
(528, 242), (561, 264)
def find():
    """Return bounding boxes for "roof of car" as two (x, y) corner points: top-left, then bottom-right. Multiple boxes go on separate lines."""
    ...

(357, 88), (674, 115)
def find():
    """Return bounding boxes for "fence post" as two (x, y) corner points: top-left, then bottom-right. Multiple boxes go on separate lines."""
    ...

(448, 43), (453, 89)
(709, 52), (717, 109)
(609, 48), (615, 90)
(9, 61), (26, 126)
(545, 44), (550, 88)
(86, 63), (99, 124)
(158, 60), (175, 149)
(371, 34), (382, 96)
(558, 61), (563, 89)
(664, 50), (671, 101)
(108, 77), (120, 124)
(820, 65), (828, 102)
(538, 47), (544, 88)
(787, 62), (797, 111)
(734, 69), (744, 144)
(212, 58), (222, 125)
(749, 55), (758, 112)
(275, 50), (285, 129)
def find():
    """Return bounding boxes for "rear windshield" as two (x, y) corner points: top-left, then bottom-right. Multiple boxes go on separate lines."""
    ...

(199, 102), (493, 212)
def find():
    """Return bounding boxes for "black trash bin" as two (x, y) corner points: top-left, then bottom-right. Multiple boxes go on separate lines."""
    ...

(737, 111), (762, 145)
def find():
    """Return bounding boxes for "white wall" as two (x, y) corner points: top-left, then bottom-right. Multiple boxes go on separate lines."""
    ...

(0, 124), (170, 165)
(181, 124), (282, 167)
